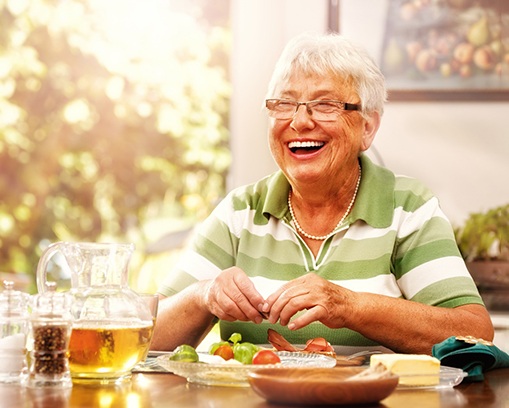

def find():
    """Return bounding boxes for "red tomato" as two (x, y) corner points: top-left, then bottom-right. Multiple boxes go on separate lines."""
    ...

(214, 344), (234, 360)
(252, 349), (281, 365)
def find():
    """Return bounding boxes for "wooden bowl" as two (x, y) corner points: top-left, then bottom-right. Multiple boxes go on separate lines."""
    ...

(248, 367), (398, 406)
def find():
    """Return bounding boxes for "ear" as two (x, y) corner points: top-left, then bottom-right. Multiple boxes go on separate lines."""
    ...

(360, 111), (381, 152)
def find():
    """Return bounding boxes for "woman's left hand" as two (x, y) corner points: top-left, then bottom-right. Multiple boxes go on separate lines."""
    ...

(263, 273), (356, 330)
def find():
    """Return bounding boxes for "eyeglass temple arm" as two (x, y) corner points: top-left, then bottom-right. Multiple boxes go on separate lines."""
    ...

(344, 103), (359, 111)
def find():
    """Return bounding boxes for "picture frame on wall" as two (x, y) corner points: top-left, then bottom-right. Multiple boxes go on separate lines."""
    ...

(329, 0), (509, 101)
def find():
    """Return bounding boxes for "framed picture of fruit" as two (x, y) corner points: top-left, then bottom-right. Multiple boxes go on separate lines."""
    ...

(379, 0), (509, 100)
(329, 0), (509, 101)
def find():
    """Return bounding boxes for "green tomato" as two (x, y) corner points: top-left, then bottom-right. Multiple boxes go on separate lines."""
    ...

(208, 341), (230, 355)
(233, 342), (259, 364)
(170, 344), (199, 362)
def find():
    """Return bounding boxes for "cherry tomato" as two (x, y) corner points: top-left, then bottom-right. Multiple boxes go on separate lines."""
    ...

(213, 344), (234, 360)
(252, 349), (281, 365)
(209, 341), (229, 355)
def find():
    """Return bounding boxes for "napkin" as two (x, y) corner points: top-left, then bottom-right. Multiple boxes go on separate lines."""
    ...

(432, 336), (509, 382)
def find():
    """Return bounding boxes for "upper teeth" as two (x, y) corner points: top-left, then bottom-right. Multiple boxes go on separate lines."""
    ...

(288, 141), (325, 149)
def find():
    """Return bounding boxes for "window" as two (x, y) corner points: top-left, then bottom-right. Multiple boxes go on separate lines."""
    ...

(0, 0), (231, 293)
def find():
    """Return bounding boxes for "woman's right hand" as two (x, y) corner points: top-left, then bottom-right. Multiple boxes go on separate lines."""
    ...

(203, 266), (266, 324)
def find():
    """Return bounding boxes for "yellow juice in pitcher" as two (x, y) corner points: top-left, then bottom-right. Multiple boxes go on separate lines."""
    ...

(68, 324), (153, 381)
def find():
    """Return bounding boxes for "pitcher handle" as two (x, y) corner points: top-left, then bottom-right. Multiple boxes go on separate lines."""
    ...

(36, 242), (65, 293)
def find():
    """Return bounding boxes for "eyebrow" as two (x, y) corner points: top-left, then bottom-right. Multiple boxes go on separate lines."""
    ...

(278, 91), (339, 100)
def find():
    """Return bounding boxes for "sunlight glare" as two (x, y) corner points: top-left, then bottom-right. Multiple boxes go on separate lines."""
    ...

(63, 99), (91, 124)
(6, 0), (30, 16)
(88, 0), (199, 73)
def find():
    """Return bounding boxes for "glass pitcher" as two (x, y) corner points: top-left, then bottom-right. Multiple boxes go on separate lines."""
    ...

(36, 242), (153, 384)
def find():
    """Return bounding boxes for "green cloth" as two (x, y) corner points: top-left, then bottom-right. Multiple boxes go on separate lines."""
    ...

(432, 336), (509, 382)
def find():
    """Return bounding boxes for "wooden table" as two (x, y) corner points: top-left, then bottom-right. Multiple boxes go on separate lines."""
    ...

(2, 368), (509, 408)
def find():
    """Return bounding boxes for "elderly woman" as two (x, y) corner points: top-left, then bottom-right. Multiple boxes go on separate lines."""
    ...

(152, 33), (493, 354)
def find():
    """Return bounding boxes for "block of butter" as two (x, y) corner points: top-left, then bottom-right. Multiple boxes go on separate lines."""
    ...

(370, 354), (441, 386)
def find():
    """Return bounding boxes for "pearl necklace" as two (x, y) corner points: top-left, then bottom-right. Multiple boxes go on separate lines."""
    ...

(288, 165), (361, 241)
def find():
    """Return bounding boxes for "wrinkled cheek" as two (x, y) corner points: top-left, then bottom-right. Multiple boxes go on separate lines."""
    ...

(268, 124), (286, 156)
(340, 115), (361, 129)
(268, 131), (279, 155)
(339, 119), (365, 150)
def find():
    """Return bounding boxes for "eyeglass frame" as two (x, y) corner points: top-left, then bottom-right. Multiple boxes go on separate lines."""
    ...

(265, 99), (360, 122)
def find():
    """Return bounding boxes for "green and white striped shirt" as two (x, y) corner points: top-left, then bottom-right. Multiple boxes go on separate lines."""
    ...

(159, 155), (483, 347)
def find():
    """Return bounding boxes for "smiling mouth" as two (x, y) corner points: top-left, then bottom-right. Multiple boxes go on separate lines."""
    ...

(288, 140), (325, 154)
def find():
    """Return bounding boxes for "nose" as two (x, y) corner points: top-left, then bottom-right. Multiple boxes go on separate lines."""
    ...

(290, 104), (315, 132)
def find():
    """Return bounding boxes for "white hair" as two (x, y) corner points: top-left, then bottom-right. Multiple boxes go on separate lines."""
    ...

(266, 32), (387, 115)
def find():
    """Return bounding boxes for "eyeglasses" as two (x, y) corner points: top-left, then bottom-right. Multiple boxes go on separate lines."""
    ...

(265, 99), (360, 121)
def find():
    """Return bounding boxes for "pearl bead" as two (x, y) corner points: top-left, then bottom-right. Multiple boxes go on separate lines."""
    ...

(288, 165), (361, 241)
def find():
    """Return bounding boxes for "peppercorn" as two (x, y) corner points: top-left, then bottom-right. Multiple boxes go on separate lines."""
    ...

(32, 325), (69, 375)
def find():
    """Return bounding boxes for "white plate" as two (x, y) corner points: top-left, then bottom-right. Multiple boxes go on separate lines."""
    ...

(156, 351), (337, 387)
(396, 366), (468, 390)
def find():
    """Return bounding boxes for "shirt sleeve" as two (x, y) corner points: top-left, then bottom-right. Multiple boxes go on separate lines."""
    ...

(157, 193), (238, 296)
(393, 196), (484, 307)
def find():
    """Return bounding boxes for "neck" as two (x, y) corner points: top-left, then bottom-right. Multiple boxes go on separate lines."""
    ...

(288, 164), (361, 241)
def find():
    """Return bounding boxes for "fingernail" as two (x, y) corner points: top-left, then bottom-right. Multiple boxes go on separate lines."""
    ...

(288, 323), (295, 330)
(262, 302), (270, 312)
(254, 316), (262, 324)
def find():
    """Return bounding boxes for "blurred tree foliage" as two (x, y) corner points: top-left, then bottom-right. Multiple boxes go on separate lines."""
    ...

(0, 0), (231, 292)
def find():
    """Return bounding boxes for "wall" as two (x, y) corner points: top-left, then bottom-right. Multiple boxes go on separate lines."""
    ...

(228, 0), (328, 189)
(229, 0), (509, 226)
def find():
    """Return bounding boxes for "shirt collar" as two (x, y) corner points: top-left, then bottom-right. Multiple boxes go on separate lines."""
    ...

(352, 154), (395, 228)
(262, 154), (395, 228)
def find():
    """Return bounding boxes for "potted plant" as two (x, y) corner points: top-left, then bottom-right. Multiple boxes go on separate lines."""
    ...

(455, 203), (509, 310)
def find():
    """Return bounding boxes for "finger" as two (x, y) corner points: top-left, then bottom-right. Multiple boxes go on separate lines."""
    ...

(213, 310), (238, 322)
(230, 274), (266, 322)
(263, 275), (313, 315)
(206, 269), (262, 322)
(227, 288), (263, 323)
(263, 278), (300, 309)
(270, 286), (311, 324)
(211, 282), (262, 323)
(205, 281), (249, 321)
(214, 299), (252, 322)
(233, 273), (265, 309)
(287, 306), (326, 330)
